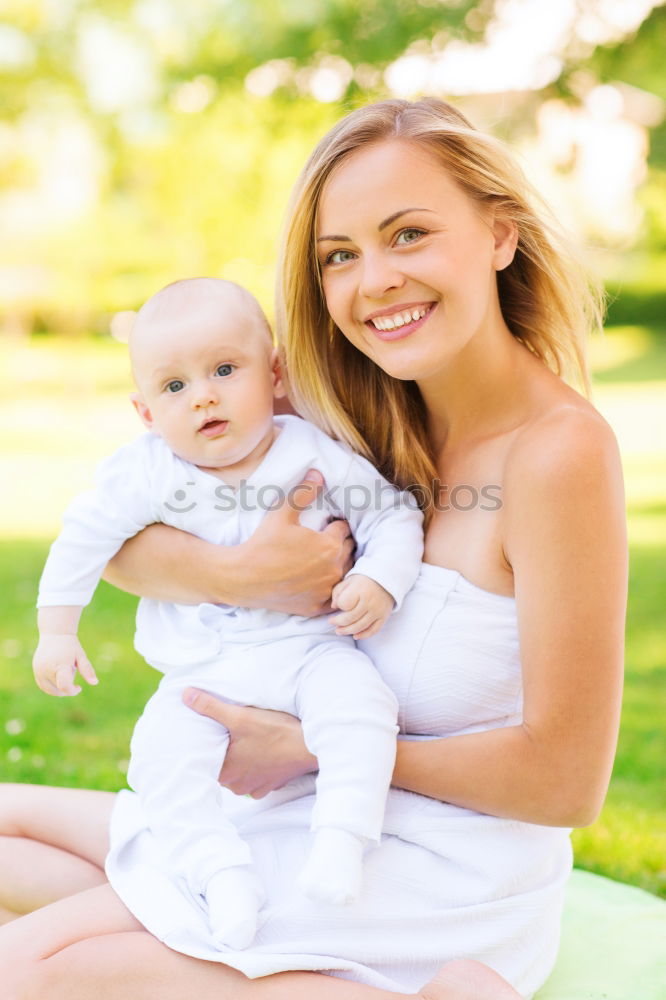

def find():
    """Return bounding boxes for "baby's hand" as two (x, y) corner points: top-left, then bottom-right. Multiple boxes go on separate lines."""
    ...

(33, 635), (98, 697)
(329, 575), (394, 640)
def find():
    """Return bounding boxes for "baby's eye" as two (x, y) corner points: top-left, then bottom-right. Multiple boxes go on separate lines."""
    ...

(165, 379), (185, 393)
(215, 364), (235, 377)
(323, 248), (356, 267)
(395, 228), (425, 246)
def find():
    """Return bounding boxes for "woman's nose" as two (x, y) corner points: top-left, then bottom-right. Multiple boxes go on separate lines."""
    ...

(358, 251), (405, 300)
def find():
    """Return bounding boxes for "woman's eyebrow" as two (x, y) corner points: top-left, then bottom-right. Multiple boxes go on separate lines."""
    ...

(316, 232), (350, 243)
(378, 207), (434, 231)
(317, 207), (435, 243)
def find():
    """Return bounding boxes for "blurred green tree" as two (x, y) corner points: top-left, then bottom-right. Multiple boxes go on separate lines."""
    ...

(1, 0), (665, 330)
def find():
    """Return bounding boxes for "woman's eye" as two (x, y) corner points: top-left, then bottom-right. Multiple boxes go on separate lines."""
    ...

(215, 364), (234, 377)
(165, 380), (185, 393)
(323, 249), (356, 267)
(395, 228), (425, 246)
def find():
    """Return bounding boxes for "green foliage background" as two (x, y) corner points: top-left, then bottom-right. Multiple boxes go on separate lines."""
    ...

(1, 0), (666, 327)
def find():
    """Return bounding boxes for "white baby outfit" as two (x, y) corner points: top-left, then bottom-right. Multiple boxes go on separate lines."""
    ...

(106, 565), (573, 999)
(37, 415), (424, 919)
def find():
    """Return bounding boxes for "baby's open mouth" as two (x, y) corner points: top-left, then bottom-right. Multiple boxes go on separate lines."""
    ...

(198, 419), (229, 438)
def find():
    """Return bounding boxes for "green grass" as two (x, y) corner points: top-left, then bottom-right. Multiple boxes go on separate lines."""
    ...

(0, 540), (155, 790)
(0, 328), (664, 899)
(571, 536), (666, 897)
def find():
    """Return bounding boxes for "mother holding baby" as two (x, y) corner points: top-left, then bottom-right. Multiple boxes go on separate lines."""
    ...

(0, 98), (626, 1000)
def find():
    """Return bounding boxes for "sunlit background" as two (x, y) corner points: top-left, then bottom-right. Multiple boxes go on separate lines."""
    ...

(0, 0), (664, 900)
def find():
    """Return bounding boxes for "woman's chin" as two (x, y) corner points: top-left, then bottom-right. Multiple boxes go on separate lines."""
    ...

(373, 356), (440, 383)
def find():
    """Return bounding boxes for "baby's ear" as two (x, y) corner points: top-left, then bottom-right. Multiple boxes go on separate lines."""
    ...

(270, 348), (287, 399)
(130, 393), (154, 429)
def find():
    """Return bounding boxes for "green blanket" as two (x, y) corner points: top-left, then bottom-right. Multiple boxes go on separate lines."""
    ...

(536, 870), (666, 999)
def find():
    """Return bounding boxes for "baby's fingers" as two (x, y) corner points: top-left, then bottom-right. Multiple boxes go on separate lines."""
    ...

(330, 581), (346, 611)
(351, 618), (382, 640)
(77, 653), (98, 687)
(330, 583), (360, 614)
(54, 663), (81, 697)
(34, 674), (66, 698)
(334, 611), (377, 637)
(329, 605), (362, 630)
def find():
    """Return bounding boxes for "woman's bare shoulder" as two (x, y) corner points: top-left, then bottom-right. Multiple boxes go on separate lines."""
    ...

(506, 380), (621, 491)
(500, 378), (626, 600)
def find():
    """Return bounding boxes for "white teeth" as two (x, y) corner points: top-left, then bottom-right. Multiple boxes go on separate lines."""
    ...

(371, 305), (430, 331)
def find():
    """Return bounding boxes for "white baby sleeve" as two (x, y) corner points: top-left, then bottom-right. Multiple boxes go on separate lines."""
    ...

(37, 435), (161, 608)
(338, 453), (424, 610)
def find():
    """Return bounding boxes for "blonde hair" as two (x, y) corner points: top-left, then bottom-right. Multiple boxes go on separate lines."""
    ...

(276, 98), (603, 518)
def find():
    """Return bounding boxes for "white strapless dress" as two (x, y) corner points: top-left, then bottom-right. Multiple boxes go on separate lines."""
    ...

(106, 565), (572, 999)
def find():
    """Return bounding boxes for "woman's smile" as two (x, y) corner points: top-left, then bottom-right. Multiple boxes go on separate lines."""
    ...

(364, 302), (437, 341)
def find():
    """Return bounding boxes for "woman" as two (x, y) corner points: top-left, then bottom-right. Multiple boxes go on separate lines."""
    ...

(0, 98), (626, 1000)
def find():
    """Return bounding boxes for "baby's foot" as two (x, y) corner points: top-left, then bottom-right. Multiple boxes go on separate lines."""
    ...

(417, 960), (523, 1000)
(205, 866), (265, 950)
(298, 827), (365, 905)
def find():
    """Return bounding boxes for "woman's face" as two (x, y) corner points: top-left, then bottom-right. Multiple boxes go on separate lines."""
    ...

(316, 139), (515, 383)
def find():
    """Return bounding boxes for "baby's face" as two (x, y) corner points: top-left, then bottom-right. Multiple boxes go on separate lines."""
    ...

(130, 295), (283, 471)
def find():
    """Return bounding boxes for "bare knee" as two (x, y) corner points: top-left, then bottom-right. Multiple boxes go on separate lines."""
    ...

(0, 951), (39, 1000)
(0, 782), (76, 839)
(0, 784), (29, 836)
(0, 783), (113, 870)
(0, 783), (63, 839)
(17, 965), (65, 1000)
(13, 934), (155, 1000)
(10, 953), (85, 1000)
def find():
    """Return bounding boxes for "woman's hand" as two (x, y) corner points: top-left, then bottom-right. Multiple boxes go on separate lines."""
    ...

(183, 688), (318, 798)
(238, 471), (354, 616)
(104, 471), (355, 616)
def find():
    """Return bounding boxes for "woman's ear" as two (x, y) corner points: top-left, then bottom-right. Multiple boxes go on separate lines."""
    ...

(492, 214), (519, 272)
(130, 392), (154, 429)
(270, 348), (287, 400)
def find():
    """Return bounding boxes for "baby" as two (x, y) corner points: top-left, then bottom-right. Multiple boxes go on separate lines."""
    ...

(34, 278), (423, 951)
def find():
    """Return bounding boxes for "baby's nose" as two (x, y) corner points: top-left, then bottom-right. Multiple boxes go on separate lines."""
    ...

(191, 381), (219, 408)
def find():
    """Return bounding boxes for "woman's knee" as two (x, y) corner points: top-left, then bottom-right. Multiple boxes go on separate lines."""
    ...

(0, 783), (113, 867)
(0, 783), (72, 838)
(0, 783), (30, 836)
(10, 951), (93, 1000)
(12, 934), (172, 1000)
(0, 950), (41, 1000)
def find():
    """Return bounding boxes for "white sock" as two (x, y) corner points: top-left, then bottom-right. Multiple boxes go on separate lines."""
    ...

(205, 866), (265, 950)
(297, 827), (366, 905)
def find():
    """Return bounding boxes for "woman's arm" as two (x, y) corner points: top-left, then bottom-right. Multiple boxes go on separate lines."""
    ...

(190, 410), (627, 827)
(394, 409), (627, 826)
(103, 473), (355, 616)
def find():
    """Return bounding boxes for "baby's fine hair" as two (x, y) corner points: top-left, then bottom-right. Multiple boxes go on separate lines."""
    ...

(133, 277), (273, 344)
